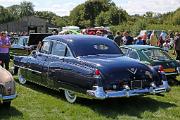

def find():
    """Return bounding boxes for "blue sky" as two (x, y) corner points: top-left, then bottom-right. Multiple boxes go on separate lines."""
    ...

(0, 0), (180, 16)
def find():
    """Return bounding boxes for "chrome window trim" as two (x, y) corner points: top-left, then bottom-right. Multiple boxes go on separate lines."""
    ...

(51, 41), (74, 58)
(128, 49), (140, 61)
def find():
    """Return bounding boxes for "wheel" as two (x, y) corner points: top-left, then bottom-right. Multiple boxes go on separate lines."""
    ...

(18, 69), (26, 84)
(64, 90), (77, 103)
(3, 101), (11, 108)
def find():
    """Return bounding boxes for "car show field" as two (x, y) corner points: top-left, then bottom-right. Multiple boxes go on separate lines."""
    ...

(0, 77), (180, 120)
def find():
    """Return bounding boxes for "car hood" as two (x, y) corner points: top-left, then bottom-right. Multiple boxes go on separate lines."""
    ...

(0, 67), (13, 83)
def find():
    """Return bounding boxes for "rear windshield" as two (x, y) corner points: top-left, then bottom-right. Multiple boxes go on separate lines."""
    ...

(71, 39), (122, 57)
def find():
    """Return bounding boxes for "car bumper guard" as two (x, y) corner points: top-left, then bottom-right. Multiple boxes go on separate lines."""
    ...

(87, 81), (170, 99)
(0, 93), (17, 101)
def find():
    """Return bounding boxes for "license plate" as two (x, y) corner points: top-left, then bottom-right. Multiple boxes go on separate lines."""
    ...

(164, 68), (176, 73)
(131, 80), (142, 89)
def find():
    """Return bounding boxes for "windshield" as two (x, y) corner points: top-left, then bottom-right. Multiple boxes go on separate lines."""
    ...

(71, 40), (122, 57)
(17, 37), (28, 46)
(142, 49), (171, 60)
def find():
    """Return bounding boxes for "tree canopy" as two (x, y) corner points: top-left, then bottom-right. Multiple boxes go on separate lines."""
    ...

(0, 0), (180, 34)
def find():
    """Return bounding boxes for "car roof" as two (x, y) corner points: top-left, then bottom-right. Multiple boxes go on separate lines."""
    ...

(121, 45), (160, 50)
(44, 34), (113, 45)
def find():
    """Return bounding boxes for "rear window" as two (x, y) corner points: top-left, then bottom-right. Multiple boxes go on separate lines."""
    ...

(71, 39), (122, 57)
(142, 49), (171, 60)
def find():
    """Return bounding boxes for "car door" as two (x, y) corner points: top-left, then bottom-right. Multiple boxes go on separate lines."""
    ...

(46, 41), (70, 89)
(27, 40), (52, 86)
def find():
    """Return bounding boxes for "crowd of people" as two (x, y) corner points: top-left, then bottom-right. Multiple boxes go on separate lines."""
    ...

(113, 30), (180, 56)
(0, 30), (180, 71)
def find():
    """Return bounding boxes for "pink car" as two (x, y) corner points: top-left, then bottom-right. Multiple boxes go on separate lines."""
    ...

(0, 66), (16, 107)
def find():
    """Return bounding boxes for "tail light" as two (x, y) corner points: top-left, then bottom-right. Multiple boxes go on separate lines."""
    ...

(95, 69), (100, 75)
(94, 69), (101, 78)
(159, 65), (164, 72)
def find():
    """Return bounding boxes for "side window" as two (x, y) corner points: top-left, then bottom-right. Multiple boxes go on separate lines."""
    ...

(52, 42), (66, 56)
(121, 48), (129, 55)
(40, 41), (51, 54)
(128, 50), (139, 60)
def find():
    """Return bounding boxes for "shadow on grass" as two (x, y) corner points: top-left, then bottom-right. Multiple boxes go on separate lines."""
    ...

(0, 105), (23, 119)
(15, 79), (177, 119)
(77, 97), (177, 119)
(16, 80), (65, 100)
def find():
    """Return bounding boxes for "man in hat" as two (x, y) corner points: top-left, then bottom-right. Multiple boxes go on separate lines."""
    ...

(0, 31), (11, 70)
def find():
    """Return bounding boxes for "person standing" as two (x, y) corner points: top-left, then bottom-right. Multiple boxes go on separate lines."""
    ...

(0, 32), (11, 70)
(142, 31), (147, 45)
(174, 32), (180, 60)
(150, 30), (158, 46)
(135, 36), (144, 45)
(114, 31), (122, 46)
(122, 31), (133, 45)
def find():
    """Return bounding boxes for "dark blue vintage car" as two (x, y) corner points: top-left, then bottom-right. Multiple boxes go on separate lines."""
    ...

(14, 35), (170, 103)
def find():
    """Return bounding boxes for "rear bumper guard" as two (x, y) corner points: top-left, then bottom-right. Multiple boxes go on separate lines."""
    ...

(87, 81), (170, 99)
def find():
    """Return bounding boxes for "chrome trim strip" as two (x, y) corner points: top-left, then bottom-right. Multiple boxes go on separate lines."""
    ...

(164, 72), (178, 75)
(14, 65), (42, 74)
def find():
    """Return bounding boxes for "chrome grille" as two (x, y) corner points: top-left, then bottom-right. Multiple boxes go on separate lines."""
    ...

(0, 84), (5, 95)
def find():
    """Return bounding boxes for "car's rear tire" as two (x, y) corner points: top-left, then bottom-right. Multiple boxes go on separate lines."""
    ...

(64, 90), (77, 103)
(3, 101), (11, 108)
(18, 69), (26, 84)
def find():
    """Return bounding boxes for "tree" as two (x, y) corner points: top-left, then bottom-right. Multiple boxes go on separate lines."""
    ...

(0, 6), (15, 23)
(7, 5), (21, 20)
(172, 10), (180, 25)
(69, 0), (123, 27)
(19, 1), (34, 17)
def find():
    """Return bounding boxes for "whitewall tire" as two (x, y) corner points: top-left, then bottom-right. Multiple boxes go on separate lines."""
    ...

(18, 69), (27, 84)
(64, 90), (77, 103)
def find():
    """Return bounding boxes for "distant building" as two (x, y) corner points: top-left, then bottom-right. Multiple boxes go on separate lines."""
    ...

(0, 16), (57, 33)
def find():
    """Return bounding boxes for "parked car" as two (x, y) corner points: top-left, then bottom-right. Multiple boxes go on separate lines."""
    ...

(0, 66), (16, 107)
(120, 45), (180, 79)
(11, 33), (52, 74)
(10, 36), (30, 57)
(10, 33), (52, 58)
(14, 35), (170, 103)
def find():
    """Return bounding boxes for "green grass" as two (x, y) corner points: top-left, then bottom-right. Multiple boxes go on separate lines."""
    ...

(0, 77), (180, 120)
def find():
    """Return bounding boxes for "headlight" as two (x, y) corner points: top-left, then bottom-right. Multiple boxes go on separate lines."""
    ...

(176, 67), (180, 74)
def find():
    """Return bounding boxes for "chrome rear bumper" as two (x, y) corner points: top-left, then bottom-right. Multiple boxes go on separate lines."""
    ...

(87, 81), (170, 99)
(0, 94), (17, 101)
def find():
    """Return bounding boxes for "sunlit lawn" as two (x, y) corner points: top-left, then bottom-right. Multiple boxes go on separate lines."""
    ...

(0, 78), (180, 120)
(0, 50), (180, 120)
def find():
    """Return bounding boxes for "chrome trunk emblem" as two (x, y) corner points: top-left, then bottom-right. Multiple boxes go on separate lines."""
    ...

(128, 68), (137, 74)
